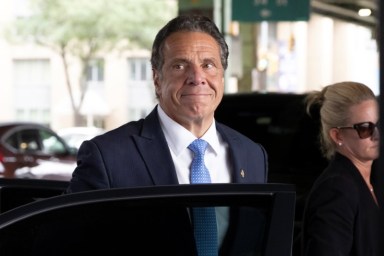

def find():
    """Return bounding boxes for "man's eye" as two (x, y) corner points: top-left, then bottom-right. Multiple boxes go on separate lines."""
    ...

(204, 63), (213, 69)
(174, 64), (184, 70)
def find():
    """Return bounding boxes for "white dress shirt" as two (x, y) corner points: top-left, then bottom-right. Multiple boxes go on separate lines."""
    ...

(157, 105), (231, 184)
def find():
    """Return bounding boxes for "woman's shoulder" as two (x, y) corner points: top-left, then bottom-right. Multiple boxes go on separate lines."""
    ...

(310, 157), (361, 199)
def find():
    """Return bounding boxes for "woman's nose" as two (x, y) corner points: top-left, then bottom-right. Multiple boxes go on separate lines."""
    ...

(372, 126), (380, 140)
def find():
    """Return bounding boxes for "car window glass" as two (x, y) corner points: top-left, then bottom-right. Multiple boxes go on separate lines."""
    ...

(39, 130), (67, 155)
(5, 129), (41, 152)
(4, 133), (19, 150)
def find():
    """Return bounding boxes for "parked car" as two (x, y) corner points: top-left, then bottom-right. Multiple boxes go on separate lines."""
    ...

(0, 122), (77, 180)
(214, 92), (329, 255)
(58, 126), (105, 150)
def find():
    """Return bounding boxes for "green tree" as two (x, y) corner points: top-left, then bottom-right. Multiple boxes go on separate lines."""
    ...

(5, 0), (176, 125)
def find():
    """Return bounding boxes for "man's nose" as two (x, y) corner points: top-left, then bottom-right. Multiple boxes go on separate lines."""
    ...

(186, 66), (206, 85)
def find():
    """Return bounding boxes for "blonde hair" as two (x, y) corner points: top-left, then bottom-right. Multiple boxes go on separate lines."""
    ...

(305, 81), (376, 160)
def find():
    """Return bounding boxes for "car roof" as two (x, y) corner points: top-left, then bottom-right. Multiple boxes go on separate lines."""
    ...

(0, 121), (50, 128)
(0, 122), (57, 140)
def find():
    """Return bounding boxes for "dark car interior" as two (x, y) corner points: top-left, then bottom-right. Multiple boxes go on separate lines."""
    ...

(0, 183), (295, 256)
(0, 178), (68, 213)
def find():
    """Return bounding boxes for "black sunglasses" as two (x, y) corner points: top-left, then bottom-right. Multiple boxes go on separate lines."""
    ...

(336, 122), (379, 139)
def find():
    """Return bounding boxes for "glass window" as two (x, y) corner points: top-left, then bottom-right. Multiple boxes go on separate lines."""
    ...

(6, 129), (41, 152)
(13, 59), (51, 123)
(86, 59), (104, 82)
(128, 58), (151, 81)
(39, 130), (67, 155)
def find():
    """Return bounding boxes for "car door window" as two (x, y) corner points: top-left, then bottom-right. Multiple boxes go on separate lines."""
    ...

(5, 129), (42, 153)
(39, 130), (67, 155)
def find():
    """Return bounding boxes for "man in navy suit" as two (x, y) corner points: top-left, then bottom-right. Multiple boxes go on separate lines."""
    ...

(65, 14), (268, 255)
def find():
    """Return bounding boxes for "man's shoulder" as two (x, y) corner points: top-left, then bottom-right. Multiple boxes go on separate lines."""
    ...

(100, 107), (159, 139)
(216, 121), (260, 145)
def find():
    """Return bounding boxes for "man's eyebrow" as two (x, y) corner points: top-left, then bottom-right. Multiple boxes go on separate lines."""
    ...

(172, 57), (189, 62)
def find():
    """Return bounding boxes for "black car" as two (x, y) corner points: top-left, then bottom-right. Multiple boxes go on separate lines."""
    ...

(215, 92), (329, 255)
(0, 122), (77, 181)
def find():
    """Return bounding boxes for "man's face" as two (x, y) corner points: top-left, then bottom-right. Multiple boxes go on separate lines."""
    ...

(153, 31), (225, 129)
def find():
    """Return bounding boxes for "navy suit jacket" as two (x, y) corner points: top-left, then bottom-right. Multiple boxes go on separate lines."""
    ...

(67, 106), (268, 192)
(63, 106), (268, 255)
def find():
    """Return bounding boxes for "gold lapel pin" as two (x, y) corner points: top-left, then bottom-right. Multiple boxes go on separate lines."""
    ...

(240, 169), (245, 178)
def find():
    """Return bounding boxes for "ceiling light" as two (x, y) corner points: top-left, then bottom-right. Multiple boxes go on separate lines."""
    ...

(358, 8), (372, 17)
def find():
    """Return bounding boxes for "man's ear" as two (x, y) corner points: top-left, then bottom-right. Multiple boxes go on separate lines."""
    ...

(152, 69), (161, 97)
(153, 69), (160, 87)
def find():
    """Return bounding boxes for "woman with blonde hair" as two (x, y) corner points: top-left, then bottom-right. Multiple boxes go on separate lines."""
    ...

(302, 81), (380, 256)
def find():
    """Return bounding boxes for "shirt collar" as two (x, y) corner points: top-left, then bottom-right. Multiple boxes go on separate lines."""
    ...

(157, 105), (220, 156)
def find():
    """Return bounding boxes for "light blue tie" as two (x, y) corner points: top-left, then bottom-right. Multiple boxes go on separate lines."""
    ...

(188, 139), (218, 256)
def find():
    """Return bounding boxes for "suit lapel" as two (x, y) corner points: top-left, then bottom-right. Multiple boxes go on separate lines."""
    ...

(133, 107), (179, 185)
(216, 123), (249, 183)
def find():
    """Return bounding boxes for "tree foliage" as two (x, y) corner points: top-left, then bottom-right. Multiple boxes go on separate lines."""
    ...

(5, 0), (177, 125)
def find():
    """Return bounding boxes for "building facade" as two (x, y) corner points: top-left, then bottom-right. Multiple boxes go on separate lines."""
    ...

(0, 0), (378, 132)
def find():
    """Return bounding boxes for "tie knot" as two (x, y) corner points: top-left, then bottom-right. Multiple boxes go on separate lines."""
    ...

(188, 139), (208, 156)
